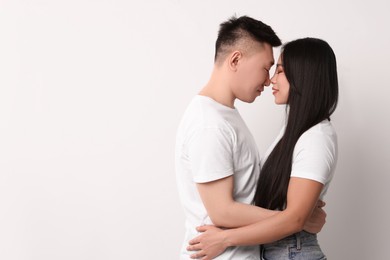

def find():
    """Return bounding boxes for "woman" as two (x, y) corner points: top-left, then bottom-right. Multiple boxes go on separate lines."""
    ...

(187, 37), (339, 259)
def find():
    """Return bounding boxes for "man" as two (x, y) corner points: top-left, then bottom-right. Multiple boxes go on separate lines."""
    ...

(175, 16), (324, 259)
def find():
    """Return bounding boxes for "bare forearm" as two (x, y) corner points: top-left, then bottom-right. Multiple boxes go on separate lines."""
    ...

(196, 177), (278, 229)
(189, 178), (325, 260)
(212, 202), (278, 228)
(223, 179), (323, 246)
(224, 210), (302, 246)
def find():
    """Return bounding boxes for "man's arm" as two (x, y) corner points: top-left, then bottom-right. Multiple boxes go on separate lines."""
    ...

(186, 177), (325, 259)
(190, 127), (325, 230)
(221, 177), (324, 245)
(197, 175), (326, 230)
(196, 175), (278, 228)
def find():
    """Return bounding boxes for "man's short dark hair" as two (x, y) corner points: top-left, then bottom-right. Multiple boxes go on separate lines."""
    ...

(215, 16), (282, 62)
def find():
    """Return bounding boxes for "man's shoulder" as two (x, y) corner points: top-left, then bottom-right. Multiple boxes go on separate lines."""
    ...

(184, 97), (234, 128)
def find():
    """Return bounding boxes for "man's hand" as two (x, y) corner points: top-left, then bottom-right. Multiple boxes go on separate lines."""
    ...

(303, 200), (327, 233)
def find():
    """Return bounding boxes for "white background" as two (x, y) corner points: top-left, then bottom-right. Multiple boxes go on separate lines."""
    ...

(1, 0), (389, 259)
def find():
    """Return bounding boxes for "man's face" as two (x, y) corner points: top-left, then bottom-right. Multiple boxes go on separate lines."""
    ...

(231, 43), (274, 103)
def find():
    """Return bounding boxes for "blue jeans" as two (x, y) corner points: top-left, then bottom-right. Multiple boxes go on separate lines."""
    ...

(260, 231), (326, 260)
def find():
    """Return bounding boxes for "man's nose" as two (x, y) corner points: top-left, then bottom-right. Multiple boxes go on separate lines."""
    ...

(264, 76), (271, 87)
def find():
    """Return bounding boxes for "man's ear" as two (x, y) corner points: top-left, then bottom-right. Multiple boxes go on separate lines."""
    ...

(228, 51), (242, 71)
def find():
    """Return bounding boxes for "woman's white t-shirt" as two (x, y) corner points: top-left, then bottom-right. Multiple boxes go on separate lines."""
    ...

(262, 119), (338, 199)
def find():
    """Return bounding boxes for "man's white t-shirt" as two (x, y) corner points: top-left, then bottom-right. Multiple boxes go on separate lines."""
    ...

(175, 95), (261, 259)
(262, 119), (338, 199)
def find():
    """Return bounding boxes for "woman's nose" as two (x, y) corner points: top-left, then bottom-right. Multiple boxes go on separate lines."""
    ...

(270, 74), (276, 84)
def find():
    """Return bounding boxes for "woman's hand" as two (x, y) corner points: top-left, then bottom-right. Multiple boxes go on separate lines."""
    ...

(303, 200), (327, 233)
(187, 225), (229, 260)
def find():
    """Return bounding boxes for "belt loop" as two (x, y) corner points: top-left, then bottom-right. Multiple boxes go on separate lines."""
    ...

(295, 232), (302, 250)
(260, 245), (265, 260)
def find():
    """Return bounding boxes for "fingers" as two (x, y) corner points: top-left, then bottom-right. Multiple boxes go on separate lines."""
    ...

(188, 244), (212, 260)
(312, 207), (327, 223)
(189, 237), (200, 245)
(196, 225), (212, 232)
(187, 243), (203, 251)
(319, 207), (326, 215)
(316, 200), (326, 208)
(188, 225), (215, 258)
(314, 207), (326, 217)
(189, 225), (210, 245)
(190, 251), (206, 259)
(187, 241), (206, 259)
(190, 250), (206, 259)
(318, 208), (327, 220)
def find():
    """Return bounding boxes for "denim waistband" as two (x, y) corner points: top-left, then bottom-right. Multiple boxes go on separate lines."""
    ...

(260, 231), (325, 260)
(263, 231), (317, 249)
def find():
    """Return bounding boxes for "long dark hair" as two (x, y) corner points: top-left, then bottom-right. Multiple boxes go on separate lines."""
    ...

(253, 38), (339, 210)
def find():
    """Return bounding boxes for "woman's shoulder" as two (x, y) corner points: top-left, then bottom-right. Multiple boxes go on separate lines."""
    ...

(302, 119), (336, 139)
(296, 120), (337, 153)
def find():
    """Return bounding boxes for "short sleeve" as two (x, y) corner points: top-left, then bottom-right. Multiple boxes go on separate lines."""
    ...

(187, 127), (235, 183)
(291, 131), (337, 185)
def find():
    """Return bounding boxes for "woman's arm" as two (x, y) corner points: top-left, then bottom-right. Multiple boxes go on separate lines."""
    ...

(225, 177), (323, 245)
(188, 177), (323, 259)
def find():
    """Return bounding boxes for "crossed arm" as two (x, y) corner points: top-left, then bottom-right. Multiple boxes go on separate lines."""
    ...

(196, 175), (278, 228)
(188, 176), (325, 259)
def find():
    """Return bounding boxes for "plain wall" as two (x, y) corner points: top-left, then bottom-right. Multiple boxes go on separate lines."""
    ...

(1, 0), (389, 259)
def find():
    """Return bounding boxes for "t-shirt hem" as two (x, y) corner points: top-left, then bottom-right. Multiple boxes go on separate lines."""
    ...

(194, 169), (234, 183)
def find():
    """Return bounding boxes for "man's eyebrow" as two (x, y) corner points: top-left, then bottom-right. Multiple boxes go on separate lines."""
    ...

(276, 63), (284, 67)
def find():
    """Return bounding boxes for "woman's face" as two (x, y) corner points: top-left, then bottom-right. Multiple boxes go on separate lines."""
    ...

(270, 55), (290, 104)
